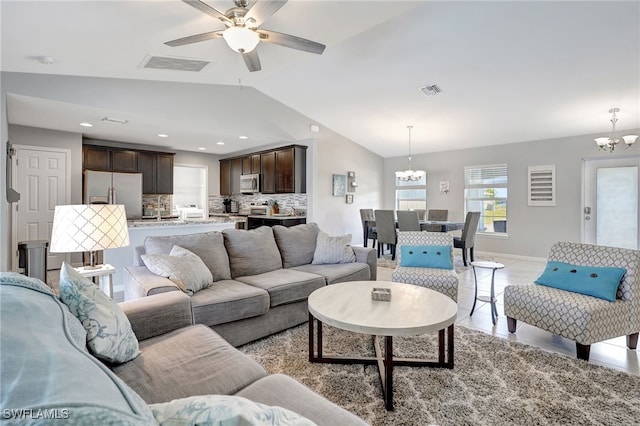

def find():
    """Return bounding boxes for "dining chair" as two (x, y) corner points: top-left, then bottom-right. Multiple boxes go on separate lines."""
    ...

(359, 209), (377, 248)
(397, 210), (421, 231)
(414, 209), (427, 221)
(374, 210), (397, 260)
(427, 209), (449, 221)
(453, 211), (481, 266)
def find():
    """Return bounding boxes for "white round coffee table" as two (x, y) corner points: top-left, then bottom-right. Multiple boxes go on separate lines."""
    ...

(307, 281), (458, 411)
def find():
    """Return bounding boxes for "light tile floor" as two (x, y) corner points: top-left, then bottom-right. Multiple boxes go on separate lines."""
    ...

(377, 255), (640, 376)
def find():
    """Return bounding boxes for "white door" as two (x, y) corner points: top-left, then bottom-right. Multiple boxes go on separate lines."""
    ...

(583, 156), (640, 249)
(12, 146), (71, 270)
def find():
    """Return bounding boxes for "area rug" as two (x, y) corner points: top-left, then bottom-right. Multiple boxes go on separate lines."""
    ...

(241, 324), (640, 426)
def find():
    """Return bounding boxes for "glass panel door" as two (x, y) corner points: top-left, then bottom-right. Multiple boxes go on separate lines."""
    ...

(583, 157), (639, 249)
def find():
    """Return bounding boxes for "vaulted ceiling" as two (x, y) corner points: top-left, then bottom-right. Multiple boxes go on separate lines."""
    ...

(2, 1), (639, 157)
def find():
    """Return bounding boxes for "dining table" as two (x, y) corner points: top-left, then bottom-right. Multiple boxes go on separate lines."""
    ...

(363, 220), (465, 243)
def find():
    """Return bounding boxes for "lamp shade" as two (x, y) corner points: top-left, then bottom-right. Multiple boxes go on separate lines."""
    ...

(50, 204), (129, 253)
(222, 27), (260, 53)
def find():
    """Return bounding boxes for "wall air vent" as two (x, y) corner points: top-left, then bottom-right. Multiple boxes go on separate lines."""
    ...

(139, 55), (210, 72)
(528, 164), (556, 206)
(419, 84), (442, 96)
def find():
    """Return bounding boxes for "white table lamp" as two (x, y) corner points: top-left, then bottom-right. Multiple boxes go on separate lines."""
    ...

(50, 204), (130, 269)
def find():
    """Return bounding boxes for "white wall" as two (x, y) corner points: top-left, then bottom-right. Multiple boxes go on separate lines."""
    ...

(310, 127), (384, 243)
(384, 130), (640, 258)
(1, 83), (8, 271)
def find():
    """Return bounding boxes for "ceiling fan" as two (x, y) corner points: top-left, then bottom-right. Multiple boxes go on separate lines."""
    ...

(165, 0), (326, 72)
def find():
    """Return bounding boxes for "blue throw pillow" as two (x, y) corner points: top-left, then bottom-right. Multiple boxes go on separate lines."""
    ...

(399, 245), (453, 270)
(534, 262), (626, 302)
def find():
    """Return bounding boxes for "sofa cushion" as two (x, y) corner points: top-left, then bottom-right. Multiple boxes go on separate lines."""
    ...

(0, 273), (155, 424)
(312, 231), (356, 265)
(191, 280), (270, 326)
(150, 394), (315, 426)
(144, 231), (231, 282)
(223, 227), (283, 277)
(292, 262), (370, 285)
(236, 269), (326, 307)
(112, 324), (268, 404)
(236, 374), (368, 426)
(141, 245), (213, 295)
(273, 222), (320, 268)
(59, 262), (140, 363)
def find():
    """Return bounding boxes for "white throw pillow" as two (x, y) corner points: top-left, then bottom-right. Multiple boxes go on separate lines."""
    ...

(312, 230), (356, 265)
(58, 262), (140, 363)
(142, 245), (213, 295)
(150, 394), (316, 426)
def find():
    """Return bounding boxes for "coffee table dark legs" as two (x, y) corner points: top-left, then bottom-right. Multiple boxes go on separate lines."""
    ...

(309, 314), (454, 411)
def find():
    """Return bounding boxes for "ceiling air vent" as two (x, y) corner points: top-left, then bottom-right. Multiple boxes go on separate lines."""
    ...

(419, 84), (442, 96)
(140, 55), (210, 72)
(528, 164), (556, 206)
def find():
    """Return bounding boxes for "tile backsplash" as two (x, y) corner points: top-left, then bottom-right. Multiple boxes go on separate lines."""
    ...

(209, 193), (308, 214)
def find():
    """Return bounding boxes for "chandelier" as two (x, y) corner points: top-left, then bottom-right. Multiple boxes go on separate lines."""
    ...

(594, 108), (638, 152)
(395, 125), (426, 181)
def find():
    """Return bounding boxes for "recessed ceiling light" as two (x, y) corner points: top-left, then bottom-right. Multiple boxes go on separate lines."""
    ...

(197, 147), (206, 151)
(80, 122), (93, 127)
(239, 135), (248, 140)
(158, 134), (168, 138)
(216, 141), (224, 145)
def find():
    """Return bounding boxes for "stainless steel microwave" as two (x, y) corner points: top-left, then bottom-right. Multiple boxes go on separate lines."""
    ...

(240, 174), (260, 194)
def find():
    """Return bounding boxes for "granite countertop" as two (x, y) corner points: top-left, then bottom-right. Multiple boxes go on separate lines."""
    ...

(247, 214), (306, 219)
(128, 216), (244, 228)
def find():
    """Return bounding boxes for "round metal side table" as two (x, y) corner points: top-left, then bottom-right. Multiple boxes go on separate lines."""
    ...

(470, 261), (504, 325)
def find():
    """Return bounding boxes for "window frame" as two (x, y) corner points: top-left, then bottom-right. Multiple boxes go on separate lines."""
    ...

(394, 175), (427, 211)
(464, 164), (508, 235)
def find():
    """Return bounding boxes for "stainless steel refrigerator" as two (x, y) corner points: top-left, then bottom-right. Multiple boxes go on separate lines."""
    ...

(83, 170), (143, 220)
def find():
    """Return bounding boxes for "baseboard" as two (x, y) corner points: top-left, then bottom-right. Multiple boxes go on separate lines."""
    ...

(475, 250), (546, 263)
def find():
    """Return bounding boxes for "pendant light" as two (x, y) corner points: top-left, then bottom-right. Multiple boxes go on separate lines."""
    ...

(395, 125), (426, 181)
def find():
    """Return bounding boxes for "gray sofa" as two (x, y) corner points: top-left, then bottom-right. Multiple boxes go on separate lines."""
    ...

(124, 223), (377, 346)
(0, 274), (367, 425)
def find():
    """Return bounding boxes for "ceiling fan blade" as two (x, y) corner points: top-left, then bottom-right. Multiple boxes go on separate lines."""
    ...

(181, 0), (232, 25)
(165, 31), (223, 47)
(257, 29), (325, 55)
(244, 0), (287, 27)
(242, 49), (262, 72)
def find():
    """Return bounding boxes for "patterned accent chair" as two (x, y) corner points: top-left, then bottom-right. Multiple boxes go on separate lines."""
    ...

(504, 242), (640, 361)
(391, 231), (459, 302)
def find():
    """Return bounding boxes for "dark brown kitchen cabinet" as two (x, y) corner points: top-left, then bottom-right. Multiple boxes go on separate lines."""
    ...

(137, 152), (156, 194)
(111, 150), (137, 173)
(220, 159), (231, 196)
(276, 146), (306, 193)
(230, 158), (243, 195)
(242, 155), (261, 175)
(136, 152), (174, 194)
(220, 144), (306, 195)
(156, 154), (174, 194)
(261, 151), (276, 194)
(83, 146), (111, 171)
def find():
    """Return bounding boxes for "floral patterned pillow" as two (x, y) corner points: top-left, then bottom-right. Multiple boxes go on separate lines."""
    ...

(59, 262), (140, 363)
(150, 394), (316, 426)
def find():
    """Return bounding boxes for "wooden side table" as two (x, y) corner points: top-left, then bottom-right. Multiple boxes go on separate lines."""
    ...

(470, 261), (504, 325)
(75, 264), (115, 299)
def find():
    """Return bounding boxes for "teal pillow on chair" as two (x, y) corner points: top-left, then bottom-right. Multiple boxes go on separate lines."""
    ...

(534, 262), (626, 302)
(399, 245), (453, 270)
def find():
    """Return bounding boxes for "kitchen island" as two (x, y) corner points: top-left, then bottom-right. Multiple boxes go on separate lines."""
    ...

(106, 218), (239, 295)
(247, 215), (307, 230)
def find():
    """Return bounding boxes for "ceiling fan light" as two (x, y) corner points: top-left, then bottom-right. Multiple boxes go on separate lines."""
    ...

(622, 135), (638, 147)
(223, 27), (260, 53)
